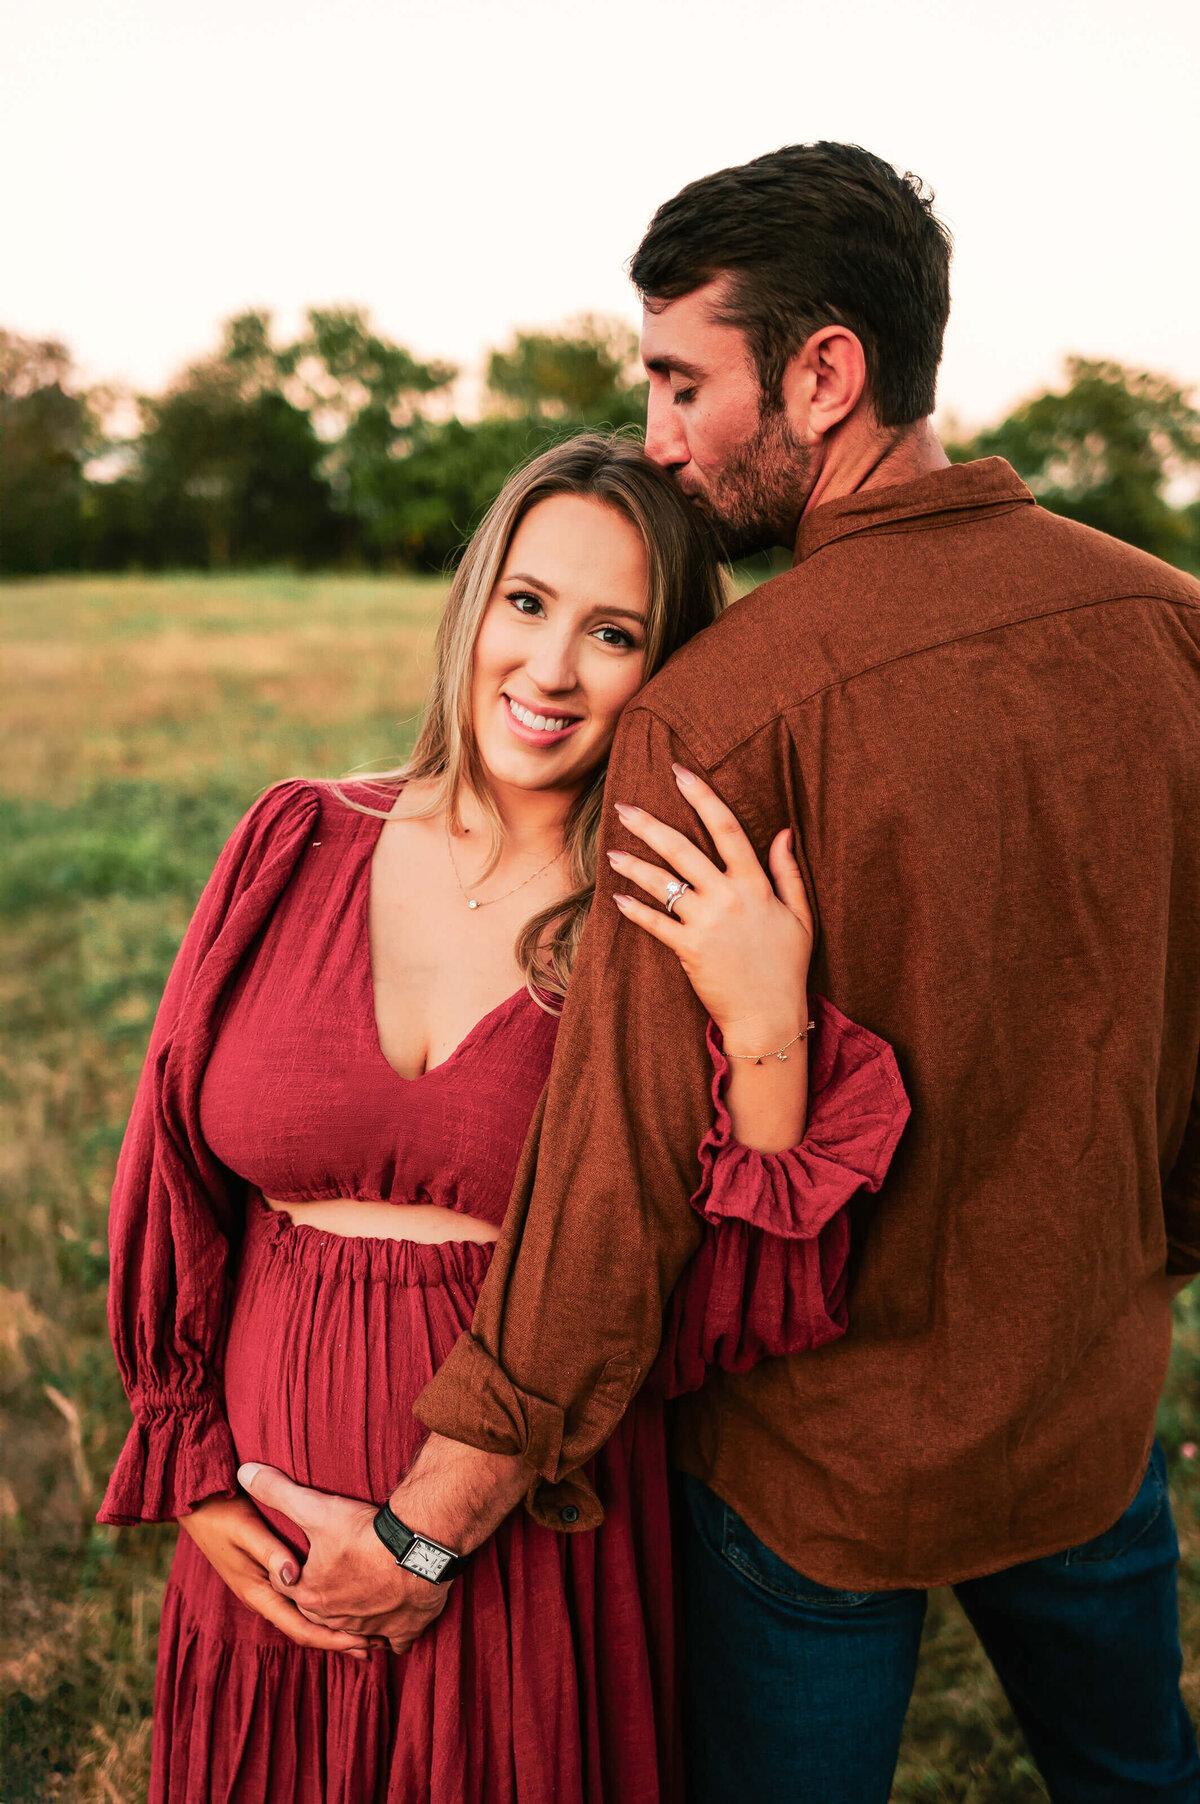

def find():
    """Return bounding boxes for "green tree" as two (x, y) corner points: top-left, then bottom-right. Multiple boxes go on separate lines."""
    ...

(0, 332), (96, 575)
(949, 357), (1200, 569)
(342, 318), (648, 570)
(349, 415), (553, 569)
(486, 316), (646, 424)
(131, 312), (339, 568)
(294, 306), (456, 437)
(290, 306), (457, 546)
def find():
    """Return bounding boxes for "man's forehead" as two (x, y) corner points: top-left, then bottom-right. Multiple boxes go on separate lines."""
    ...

(639, 279), (746, 371)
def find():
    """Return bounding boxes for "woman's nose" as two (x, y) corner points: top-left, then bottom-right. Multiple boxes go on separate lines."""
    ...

(523, 633), (578, 695)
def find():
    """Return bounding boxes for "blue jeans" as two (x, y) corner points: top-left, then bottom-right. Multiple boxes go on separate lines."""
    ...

(681, 1444), (1200, 1803)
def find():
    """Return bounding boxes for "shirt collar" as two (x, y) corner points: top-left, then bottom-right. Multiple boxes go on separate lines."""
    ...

(793, 457), (1034, 564)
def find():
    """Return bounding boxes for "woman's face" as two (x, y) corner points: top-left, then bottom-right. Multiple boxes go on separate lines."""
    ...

(470, 494), (651, 799)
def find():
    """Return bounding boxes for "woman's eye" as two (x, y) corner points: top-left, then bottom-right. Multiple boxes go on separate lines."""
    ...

(672, 385), (697, 407)
(594, 625), (635, 649)
(509, 591), (545, 616)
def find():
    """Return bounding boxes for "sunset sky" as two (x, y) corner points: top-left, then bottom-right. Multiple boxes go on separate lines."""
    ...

(5, 0), (1198, 429)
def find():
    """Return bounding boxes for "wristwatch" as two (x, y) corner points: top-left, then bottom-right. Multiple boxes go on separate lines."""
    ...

(372, 1501), (468, 1585)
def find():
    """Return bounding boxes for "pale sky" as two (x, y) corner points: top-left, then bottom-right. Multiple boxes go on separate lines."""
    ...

(4, 0), (1198, 431)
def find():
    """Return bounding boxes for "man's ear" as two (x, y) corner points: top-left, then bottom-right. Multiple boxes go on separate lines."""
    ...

(782, 327), (868, 441)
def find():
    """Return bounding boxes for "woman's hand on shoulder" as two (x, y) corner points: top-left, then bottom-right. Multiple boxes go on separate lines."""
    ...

(179, 1494), (373, 1659)
(607, 764), (813, 1050)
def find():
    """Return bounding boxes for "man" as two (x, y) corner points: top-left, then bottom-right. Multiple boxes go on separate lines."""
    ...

(245, 144), (1200, 1800)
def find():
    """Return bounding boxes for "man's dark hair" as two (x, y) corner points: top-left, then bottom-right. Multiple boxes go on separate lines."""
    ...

(629, 142), (952, 427)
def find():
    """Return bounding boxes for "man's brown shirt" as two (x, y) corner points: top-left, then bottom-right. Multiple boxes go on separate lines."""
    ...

(418, 458), (1200, 1589)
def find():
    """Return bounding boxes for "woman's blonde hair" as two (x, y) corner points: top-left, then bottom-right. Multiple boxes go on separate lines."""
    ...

(348, 432), (726, 1005)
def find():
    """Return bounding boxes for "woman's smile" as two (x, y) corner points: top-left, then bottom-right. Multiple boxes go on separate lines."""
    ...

(502, 692), (585, 746)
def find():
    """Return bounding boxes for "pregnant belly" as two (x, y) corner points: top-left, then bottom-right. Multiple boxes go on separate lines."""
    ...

(263, 1195), (500, 1244)
(225, 1198), (494, 1514)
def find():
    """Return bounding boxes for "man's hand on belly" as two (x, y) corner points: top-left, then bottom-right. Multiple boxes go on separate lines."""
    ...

(238, 1462), (449, 1653)
(178, 1493), (376, 1658)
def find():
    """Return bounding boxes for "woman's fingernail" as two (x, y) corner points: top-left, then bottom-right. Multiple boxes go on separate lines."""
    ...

(606, 850), (624, 866)
(614, 802), (635, 819)
(613, 893), (631, 910)
(280, 1562), (298, 1586)
(238, 1462), (261, 1488)
(787, 829), (795, 853)
(672, 764), (696, 785)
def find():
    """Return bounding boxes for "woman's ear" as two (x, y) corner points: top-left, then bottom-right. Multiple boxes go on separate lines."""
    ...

(782, 326), (869, 442)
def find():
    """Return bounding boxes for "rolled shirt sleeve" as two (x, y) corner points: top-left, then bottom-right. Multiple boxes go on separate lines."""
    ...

(415, 708), (715, 1525)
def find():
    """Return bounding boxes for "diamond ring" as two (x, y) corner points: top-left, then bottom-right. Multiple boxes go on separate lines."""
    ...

(664, 879), (691, 918)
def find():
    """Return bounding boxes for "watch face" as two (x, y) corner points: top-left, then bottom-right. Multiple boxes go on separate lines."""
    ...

(402, 1538), (453, 1582)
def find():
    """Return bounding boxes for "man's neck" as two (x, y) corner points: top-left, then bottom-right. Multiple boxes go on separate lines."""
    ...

(801, 417), (949, 519)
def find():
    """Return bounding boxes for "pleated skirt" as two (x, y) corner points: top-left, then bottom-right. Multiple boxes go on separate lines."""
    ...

(151, 1198), (679, 1804)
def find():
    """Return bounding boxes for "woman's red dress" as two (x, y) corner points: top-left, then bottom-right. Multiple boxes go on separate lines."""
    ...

(98, 782), (909, 1804)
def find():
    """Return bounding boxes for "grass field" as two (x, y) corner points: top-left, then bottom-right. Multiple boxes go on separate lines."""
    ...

(2, 572), (1199, 1801)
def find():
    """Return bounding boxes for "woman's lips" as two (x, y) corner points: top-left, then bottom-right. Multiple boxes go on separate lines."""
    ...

(503, 694), (584, 747)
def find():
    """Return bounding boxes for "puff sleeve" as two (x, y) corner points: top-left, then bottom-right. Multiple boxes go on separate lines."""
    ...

(98, 781), (319, 1524)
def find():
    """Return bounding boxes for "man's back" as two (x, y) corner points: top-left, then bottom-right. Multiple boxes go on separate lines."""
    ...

(419, 456), (1200, 1591)
(651, 457), (1200, 1583)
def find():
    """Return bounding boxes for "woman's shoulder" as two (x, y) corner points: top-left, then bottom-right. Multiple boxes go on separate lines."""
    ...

(228, 775), (402, 845)
(210, 774), (429, 907)
(196, 780), (323, 903)
(228, 777), (323, 847)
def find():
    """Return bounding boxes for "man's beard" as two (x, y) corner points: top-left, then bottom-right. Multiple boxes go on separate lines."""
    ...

(685, 408), (813, 561)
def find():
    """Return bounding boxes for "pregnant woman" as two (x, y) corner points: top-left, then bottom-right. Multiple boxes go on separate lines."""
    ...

(98, 434), (908, 1804)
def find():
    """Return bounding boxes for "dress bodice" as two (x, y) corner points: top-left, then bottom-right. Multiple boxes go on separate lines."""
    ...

(199, 786), (558, 1223)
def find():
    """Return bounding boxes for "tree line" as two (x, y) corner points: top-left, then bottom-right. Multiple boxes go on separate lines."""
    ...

(2, 309), (1198, 576)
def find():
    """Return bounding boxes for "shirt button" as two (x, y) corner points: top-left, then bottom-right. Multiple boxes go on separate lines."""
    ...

(560, 1504), (580, 1525)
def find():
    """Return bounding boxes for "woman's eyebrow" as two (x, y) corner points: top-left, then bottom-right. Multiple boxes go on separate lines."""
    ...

(503, 571), (558, 598)
(583, 602), (647, 624)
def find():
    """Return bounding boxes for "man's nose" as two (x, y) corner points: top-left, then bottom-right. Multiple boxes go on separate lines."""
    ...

(644, 389), (687, 469)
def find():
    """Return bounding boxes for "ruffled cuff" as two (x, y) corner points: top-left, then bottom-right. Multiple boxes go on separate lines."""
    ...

(653, 994), (910, 1397)
(97, 1390), (240, 1525)
(696, 996), (909, 1234)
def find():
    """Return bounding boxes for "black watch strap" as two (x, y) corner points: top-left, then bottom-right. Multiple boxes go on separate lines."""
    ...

(373, 1501), (468, 1585)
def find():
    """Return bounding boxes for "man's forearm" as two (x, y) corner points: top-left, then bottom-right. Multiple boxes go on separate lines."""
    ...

(389, 1433), (530, 1555)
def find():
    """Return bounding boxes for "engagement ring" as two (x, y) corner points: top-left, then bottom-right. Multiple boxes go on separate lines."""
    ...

(664, 880), (691, 917)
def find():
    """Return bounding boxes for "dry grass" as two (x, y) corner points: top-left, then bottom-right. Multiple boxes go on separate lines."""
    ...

(0, 572), (443, 798)
(1, 572), (1197, 1801)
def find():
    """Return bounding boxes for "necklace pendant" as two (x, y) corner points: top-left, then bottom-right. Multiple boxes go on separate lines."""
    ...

(467, 898), (479, 910)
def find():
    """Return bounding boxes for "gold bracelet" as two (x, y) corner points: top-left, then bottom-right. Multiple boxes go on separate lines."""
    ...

(725, 1020), (816, 1065)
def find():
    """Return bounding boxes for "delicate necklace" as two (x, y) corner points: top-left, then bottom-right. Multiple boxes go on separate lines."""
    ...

(445, 815), (565, 911)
